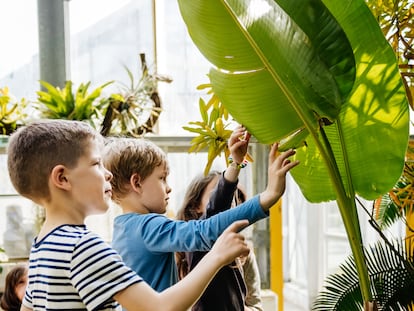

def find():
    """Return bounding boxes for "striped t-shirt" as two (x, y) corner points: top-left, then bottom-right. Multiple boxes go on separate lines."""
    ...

(23, 224), (142, 310)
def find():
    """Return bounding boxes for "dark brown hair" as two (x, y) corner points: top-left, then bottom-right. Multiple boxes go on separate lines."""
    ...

(0, 265), (27, 311)
(175, 170), (221, 279)
(176, 170), (221, 222)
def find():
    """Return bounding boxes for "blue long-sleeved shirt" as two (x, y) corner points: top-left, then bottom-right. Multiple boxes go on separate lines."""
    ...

(111, 195), (267, 291)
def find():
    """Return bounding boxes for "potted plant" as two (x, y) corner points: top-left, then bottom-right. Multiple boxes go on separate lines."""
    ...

(0, 86), (28, 140)
(35, 79), (113, 129)
(100, 53), (172, 137)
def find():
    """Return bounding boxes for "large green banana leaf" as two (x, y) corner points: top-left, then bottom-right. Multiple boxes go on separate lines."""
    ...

(178, 0), (410, 304)
(178, 0), (409, 203)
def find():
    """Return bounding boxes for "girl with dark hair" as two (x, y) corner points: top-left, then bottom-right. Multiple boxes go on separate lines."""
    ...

(0, 265), (28, 311)
(176, 126), (263, 311)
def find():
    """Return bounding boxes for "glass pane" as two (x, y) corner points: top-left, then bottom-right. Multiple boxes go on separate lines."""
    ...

(155, 0), (212, 135)
(69, 0), (153, 91)
(325, 237), (351, 276)
(0, 195), (40, 259)
(324, 202), (346, 235)
(0, 153), (17, 195)
(0, 0), (39, 100)
(283, 176), (308, 286)
(68, 0), (211, 135)
(0, 155), (41, 259)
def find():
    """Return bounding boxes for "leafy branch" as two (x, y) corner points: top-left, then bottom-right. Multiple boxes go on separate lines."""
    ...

(0, 87), (28, 135)
(183, 82), (233, 175)
(36, 80), (113, 129)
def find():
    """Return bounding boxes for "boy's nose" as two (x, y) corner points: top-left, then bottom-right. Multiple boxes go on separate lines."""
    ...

(105, 168), (113, 180)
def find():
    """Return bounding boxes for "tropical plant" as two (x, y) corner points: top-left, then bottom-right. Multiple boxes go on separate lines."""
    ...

(183, 82), (254, 174)
(313, 137), (414, 308)
(367, 0), (414, 228)
(100, 53), (172, 137)
(366, 0), (414, 110)
(36, 80), (113, 128)
(0, 87), (28, 135)
(315, 1), (414, 308)
(312, 203), (414, 310)
(177, 0), (410, 307)
(374, 140), (414, 229)
(313, 238), (414, 310)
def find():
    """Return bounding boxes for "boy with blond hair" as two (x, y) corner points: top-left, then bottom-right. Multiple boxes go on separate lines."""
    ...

(103, 127), (299, 292)
(7, 119), (251, 311)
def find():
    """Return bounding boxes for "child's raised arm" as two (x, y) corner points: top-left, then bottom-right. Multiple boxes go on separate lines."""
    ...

(259, 143), (300, 211)
(114, 219), (250, 311)
(224, 125), (251, 183)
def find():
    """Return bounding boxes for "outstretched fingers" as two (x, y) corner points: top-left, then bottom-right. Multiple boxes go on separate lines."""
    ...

(228, 126), (251, 163)
(267, 144), (300, 179)
(228, 126), (246, 147)
(214, 220), (250, 266)
(225, 219), (249, 233)
(280, 150), (300, 172)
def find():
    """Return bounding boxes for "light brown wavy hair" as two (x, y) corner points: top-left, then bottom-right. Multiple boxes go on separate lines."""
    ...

(103, 137), (168, 204)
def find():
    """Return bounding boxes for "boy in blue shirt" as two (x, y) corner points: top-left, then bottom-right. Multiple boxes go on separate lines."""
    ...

(103, 127), (299, 292)
(7, 119), (251, 311)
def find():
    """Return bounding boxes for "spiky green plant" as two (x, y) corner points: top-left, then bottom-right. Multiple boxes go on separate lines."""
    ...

(0, 87), (28, 135)
(313, 239), (414, 310)
(183, 82), (234, 175)
(36, 80), (113, 128)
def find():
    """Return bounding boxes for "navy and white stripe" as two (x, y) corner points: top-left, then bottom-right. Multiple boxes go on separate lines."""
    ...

(24, 225), (142, 310)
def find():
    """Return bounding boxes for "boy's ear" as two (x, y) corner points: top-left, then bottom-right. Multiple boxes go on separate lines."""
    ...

(130, 173), (142, 192)
(50, 165), (71, 190)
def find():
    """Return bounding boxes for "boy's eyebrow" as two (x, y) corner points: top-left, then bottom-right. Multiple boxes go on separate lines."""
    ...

(91, 156), (103, 163)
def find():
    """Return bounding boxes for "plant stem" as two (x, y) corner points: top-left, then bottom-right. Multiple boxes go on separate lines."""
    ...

(316, 120), (373, 303)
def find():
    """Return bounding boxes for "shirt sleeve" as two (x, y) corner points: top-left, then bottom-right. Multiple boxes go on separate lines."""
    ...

(206, 171), (238, 218)
(140, 195), (268, 253)
(71, 233), (143, 310)
(243, 249), (264, 311)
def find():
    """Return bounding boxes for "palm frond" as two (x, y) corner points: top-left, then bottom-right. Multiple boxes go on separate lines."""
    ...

(313, 239), (414, 310)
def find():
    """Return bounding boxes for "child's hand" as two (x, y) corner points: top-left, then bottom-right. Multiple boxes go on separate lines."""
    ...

(259, 143), (300, 211)
(211, 220), (250, 266)
(228, 125), (251, 165)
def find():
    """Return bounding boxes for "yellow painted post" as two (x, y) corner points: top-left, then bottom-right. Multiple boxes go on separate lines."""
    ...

(270, 199), (283, 310)
(406, 208), (414, 257)
(406, 207), (414, 311)
(405, 139), (414, 310)
(405, 139), (414, 254)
